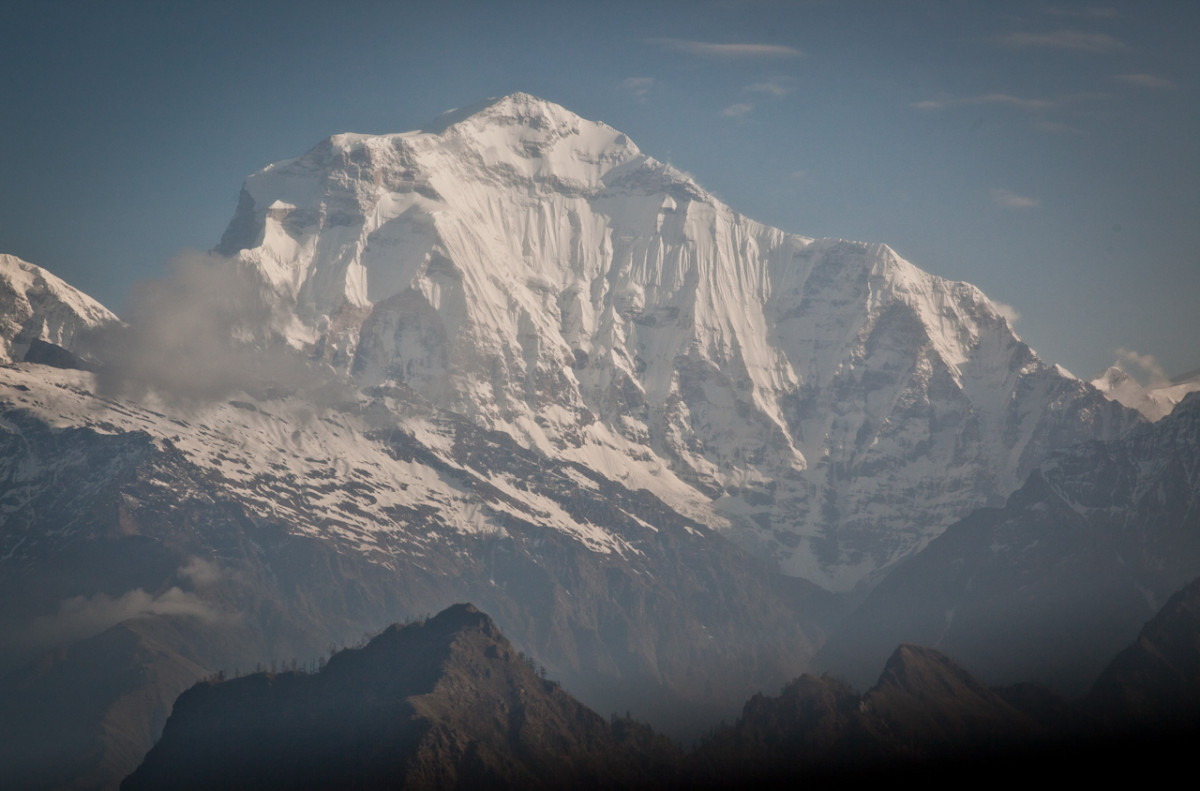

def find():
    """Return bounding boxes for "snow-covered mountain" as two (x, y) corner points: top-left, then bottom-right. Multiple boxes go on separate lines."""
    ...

(0, 92), (1161, 787)
(0, 254), (116, 364)
(211, 92), (1137, 589)
(1091, 365), (1200, 422)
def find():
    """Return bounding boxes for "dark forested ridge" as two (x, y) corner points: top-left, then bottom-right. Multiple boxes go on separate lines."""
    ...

(122, 603), (681, 791)
(122, 592), (1200, 789)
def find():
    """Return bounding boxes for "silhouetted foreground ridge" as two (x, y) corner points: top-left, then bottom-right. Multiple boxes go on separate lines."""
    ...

(122, 604), (680, 791)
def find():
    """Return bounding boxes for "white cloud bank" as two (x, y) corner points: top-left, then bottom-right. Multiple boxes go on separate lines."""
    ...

(91, 250), (348, 407)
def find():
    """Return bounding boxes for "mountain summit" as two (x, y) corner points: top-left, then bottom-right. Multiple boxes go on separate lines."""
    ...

(211, 93), (1134, 589)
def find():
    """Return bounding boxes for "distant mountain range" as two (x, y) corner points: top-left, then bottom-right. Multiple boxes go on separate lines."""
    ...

(0, 94), (1194, 788)
(700, 574), (1200, 781)
(1091, 364), (1200, 421)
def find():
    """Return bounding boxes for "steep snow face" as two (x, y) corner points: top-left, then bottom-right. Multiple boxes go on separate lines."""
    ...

(1091, 366), (1200, 422)
(216, 93), (1138, 590)
(0, 255), (117, 364)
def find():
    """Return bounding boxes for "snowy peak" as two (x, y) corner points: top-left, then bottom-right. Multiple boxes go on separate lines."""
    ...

(0, 254), (117, 364)
(208, 95), (1138, 590)
(1091, 365), (1200, 422)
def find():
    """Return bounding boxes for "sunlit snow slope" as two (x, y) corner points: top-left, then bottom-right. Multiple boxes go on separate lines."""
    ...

(0, 254), (117, 364)
(209, 93), (1134, 589)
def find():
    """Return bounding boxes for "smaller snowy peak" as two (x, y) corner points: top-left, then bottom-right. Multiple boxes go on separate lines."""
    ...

(0, 254), (118, 364)
(1091, 365), (1200, 422)
(1093, 365), (1134, 391)
(831, 241), (1022, 375)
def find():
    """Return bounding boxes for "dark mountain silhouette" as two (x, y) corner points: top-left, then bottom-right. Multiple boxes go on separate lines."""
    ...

(695, 573), (1200, 784)
(122, 584), (1200, 788)
(1087, 574), (1200, 733)
(122, 604), (680, 791)
(691, 643), (1050, 782)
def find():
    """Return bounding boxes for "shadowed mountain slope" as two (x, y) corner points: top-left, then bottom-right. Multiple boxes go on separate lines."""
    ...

(817, 392), (1200, 693)
(122, 604), (680, 791)
(1087, 574), (1200, 732)
(692, 643), (1047, 782)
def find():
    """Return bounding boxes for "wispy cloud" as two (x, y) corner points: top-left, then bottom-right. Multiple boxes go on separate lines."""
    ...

(912, 92), (1054, 112)
(180, 557), (228, 587)
(746, 78), (792, 96)
(650, 38), (804, 59)
(721, 102), (754, 118)
(1115, 347), (1170, 387)
(992, 188), (1040, 209)
(992, 300), (1022, 326)
(22, 588), (228, 652)
(621, 76), (655, 103)
(999, 30), (1127, 53)
(966, 93), (1055, 111)
(91, 250), (349, 407)
(1115, 73), (1177, 90)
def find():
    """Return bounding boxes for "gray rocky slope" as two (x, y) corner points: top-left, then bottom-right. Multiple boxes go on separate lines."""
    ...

(818, 392), (1200, 694)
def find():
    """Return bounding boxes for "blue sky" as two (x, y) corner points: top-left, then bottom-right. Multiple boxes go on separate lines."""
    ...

(1, 0), (1196, 381)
